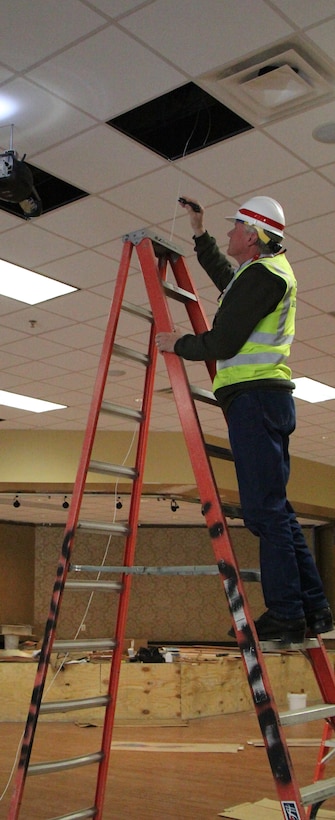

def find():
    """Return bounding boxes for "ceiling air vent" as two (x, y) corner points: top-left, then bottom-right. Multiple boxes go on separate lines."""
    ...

(199, 43), (335, 125)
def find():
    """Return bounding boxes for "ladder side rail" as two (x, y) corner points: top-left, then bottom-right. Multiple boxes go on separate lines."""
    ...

(8, 239), (134, 820)
(136, 237), (308, 817)
(305, 641), (335, 734)
(94, 321), (159, 818)
(170, 253), (216, 382)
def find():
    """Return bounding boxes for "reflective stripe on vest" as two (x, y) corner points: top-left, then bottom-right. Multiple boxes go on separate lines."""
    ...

(214, 254), (296, 391)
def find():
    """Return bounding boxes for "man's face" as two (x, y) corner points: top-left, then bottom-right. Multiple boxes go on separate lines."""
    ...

(227, 220), (257, 263)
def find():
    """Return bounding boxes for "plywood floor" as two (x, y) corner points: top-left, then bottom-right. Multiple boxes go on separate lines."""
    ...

(1, 711), (335, 819)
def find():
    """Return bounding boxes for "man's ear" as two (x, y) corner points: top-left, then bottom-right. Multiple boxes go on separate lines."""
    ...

(248, 229), (258, 247)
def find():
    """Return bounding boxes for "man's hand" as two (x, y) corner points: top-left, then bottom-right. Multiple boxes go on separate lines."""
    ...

(156, 330), (184, 353)
(179, 195), (205, 237)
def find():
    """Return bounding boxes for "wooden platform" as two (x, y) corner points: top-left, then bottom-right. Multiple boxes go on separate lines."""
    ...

(0, 648), (331, 723)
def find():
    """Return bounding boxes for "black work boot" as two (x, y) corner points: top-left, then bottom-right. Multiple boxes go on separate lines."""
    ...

(253, 610), (306, 644)
(305, 607), (333, 636)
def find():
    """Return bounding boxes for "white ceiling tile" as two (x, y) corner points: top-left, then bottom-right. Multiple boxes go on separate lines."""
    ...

(260, 172), (335, 224)
(269, 0), (335, 26)
(27, 27), (185, 120)
(294, 256), (335, 291)
(44, 349), (100, 371)
(178, 133), (307, 197)
(289, 212), (335, 254)
(294, 355), (335, 378)
(0, 373), (31, 390)
(305, 333), (335, 356)
(0, 210), (20, 232)
(41, 323), (105, 348)
(38, 250), (118, 288)
(34, 126), (164, 193)
(102, 168), (222, 224)
(121, 0), (293, 75)
(300, 283), (335, 312)
(0, 67), (13, 83)
(0, 0), (105, 71)
(0, 306), (74, 334)
(3, 360), (68, 380)
(38, 197), (142, 246)
(290, 342), (325, 362)
(295, 301), (321, 320)
(42, 289), (110, 321)
(307, 19), (335, 61)
(89, 0), (148, 16)
(295, 313), (335, 341)
(282, 237), (317, 263)
(1, 336), (71, 360)
(0, 222), (81, 267)
(265, 101), (335, 167)
(319, 163), (335, 185)
(0, 79), (95, 157)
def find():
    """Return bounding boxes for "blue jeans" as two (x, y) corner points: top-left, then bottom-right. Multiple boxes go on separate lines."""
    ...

(225, 389), (328, 620)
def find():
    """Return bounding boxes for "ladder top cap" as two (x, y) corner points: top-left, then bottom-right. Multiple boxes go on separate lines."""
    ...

(122, 228), (184, 258)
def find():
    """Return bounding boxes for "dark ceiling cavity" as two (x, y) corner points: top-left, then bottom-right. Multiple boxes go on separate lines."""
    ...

(0, 162), (89, 219)
(107, 82), (253, 161)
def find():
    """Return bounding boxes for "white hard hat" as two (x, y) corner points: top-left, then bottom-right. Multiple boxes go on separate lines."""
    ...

(226, 196), (285, 240)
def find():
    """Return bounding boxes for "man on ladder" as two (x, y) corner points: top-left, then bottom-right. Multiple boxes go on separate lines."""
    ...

(156, 195), (333, 645)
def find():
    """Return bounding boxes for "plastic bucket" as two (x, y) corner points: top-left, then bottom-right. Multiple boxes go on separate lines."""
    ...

(287, 692), (307, 711)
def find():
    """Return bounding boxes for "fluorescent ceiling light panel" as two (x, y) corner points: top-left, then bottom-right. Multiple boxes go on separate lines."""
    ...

(0, 390), (67, 413)
(294, 377), (335, 403)
(0, 259), (77, 305)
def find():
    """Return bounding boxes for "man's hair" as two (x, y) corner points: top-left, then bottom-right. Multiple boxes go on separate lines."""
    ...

(243, 222), (282, 255)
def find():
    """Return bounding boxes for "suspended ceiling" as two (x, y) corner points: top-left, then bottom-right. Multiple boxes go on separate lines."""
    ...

(1, 0), (335, 525)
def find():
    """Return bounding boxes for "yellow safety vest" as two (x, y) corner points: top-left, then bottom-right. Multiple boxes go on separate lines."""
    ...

(213, 254), (297, 392)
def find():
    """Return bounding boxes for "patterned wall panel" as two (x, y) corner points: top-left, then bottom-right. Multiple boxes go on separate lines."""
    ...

(34, 525), (314, 644)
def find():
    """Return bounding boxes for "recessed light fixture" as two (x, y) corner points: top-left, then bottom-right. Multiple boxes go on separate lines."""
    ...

(0, 259), (77, 305)
(0, 390), (67, 413)
(294, 377), (335, 403)
(312, 122), (335, 144)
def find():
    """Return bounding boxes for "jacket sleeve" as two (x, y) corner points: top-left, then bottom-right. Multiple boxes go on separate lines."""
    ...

(194, 231), (234, 291)
(174, 262), (286, 362)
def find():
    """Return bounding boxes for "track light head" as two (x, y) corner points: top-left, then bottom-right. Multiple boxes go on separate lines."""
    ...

(170, 498), (179, 512)
(62, 496), (69, 509)
(13, 495), (20, 509)
(116, 496), (123, 510)
(0, 126), (42, 218)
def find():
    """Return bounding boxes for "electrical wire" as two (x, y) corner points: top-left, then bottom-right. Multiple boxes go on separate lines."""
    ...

(169, 106), (212, 244)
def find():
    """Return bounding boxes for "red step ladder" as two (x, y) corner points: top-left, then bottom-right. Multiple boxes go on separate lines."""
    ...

(8, 229), (335, 820)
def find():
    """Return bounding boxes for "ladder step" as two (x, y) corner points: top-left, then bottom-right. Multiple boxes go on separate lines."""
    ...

(280, 703), (335, 726)
(65, 580), (123, 591)
(78, 521), (129, 535)
(49, 809), (97, 820)
(156, 384), (217, 406)
(121, 299), (153, 322)
(40, 695), (110, 715)
(88, 460), (138, 480)
(53, 638), (116, 652)
(190, 385), (217, 405)
(300, 776), (335, 806)
(70, 563), (260, 580)
(113, 342), (149, 366)
(163, 280), (198, 304)
(28, 752), (103, 776)
(240, 569), (261, 582)
(101, 400), (143, 421)
(205, 442), (234, 462)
